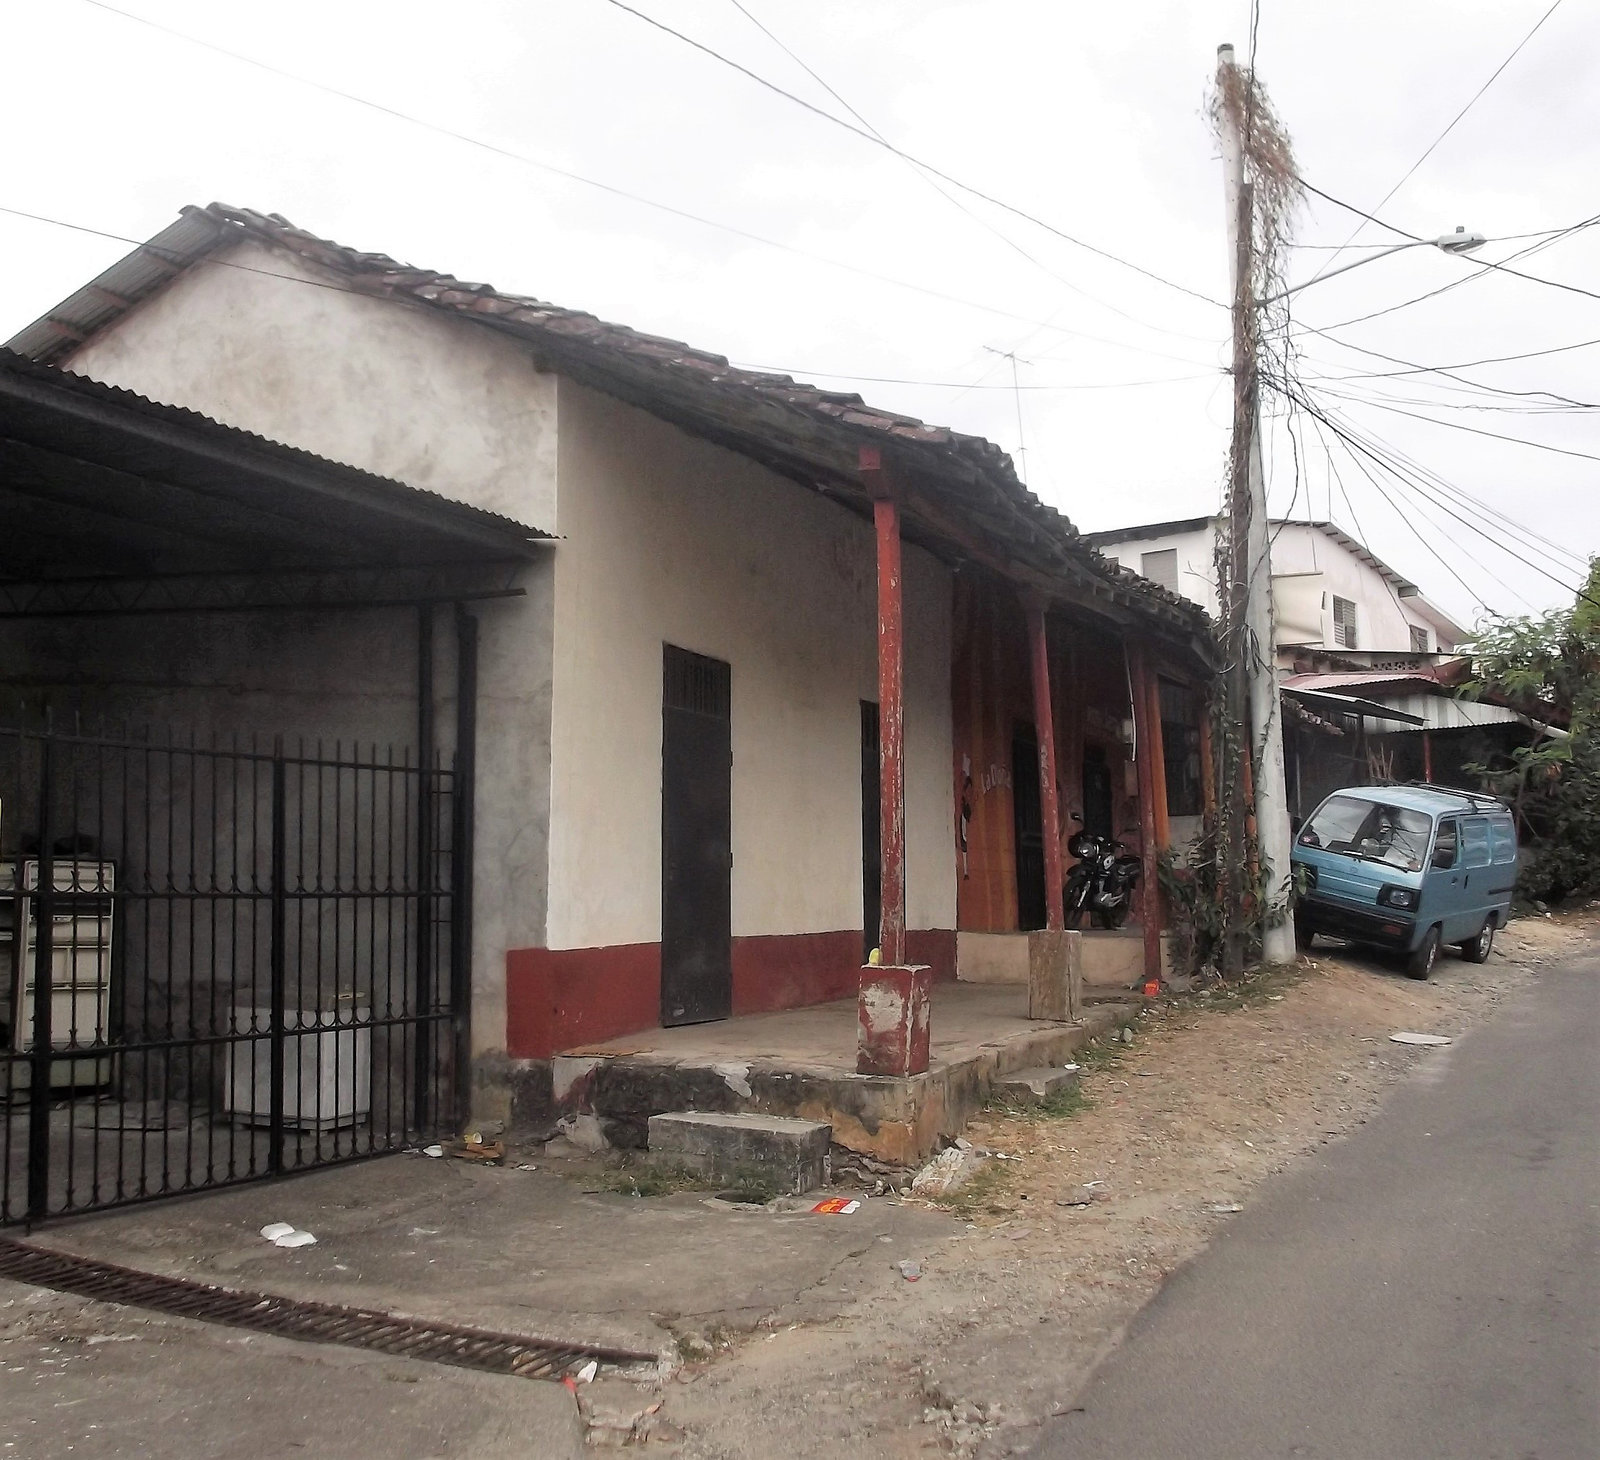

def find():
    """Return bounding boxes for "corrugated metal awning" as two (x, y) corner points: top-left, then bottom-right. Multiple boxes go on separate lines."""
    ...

(1282, 687), (1426, 725)
(0, 350), (548, 584)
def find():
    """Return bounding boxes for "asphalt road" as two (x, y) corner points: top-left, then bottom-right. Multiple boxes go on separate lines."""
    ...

(1030, 946), (1600, 1460)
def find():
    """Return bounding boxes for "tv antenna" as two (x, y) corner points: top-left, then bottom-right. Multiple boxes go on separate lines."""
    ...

(981, 345), (1034, 482)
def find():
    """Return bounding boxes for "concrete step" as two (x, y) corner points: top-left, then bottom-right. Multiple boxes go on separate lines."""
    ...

(647, 1111), (831, 1195)
(995, 1065), (1082, 1104)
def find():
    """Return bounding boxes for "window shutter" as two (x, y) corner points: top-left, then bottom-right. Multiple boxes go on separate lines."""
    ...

(1332, 596), (1358, 649)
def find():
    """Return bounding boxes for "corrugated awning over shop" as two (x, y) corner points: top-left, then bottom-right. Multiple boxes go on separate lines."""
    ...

(0, 350), (548, 616)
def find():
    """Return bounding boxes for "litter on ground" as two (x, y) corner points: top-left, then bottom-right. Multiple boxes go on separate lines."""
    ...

(811, 1197), (861, 1215)
(1389, 1032), (1452, 1046)
(259, 1222), (316, 1248)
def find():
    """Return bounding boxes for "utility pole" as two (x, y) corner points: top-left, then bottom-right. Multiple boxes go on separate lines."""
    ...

(1217, 42), (1296, 966)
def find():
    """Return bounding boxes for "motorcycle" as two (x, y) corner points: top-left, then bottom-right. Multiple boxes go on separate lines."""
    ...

(1063, 814), (1143, 929)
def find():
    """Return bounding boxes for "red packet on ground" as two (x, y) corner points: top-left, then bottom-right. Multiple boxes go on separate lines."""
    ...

(811, 1197), (861, 1214)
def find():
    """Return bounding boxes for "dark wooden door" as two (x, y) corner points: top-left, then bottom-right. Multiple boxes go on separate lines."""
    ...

(1083, 744), (1113, 839)
(860, 701), (880, 962)
(1012, 721), (1046, 931)
(661, 646), (732, 1026)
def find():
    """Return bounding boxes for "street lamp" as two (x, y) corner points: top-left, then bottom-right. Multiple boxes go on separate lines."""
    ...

(1259, 226), (1487, 305)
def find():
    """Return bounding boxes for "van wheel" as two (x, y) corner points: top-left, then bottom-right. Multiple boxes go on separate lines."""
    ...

(1460, 920), (1496, 964)
(1294, 917), (1314, 952)
(1407, 926), (1441, 981)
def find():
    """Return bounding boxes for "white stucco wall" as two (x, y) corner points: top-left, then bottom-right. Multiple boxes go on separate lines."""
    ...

(1100, 522), (1444, 654)
(63, 242), (559, 529)
(1101, 528), (1221, 618)
(54, 245), (561, 1071)
(548, 381), (956, 950)
(1269, 525), (1440, 652)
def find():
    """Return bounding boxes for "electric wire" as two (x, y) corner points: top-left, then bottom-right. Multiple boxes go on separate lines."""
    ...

(1288, 319), (1596, 409)
(1280, 379), (1596, 607)
(1299, 0), (1567, 283)
(1315, 392), (1600, 465)
(1290, 388), (1525, 614)
(1295, 183), (1600, 327)
(69, 0), (1227, 370)
(1313, 334), (1600, 381)
(725, 363), (1221, 391)
(1287, 369), (1592, 575)
(597, 0), (1224, 311)
(0, 202), (1214, 382)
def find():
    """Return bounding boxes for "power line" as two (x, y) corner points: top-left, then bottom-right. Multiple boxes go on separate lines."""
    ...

(1296, 393), (1591, 577)
(1300, 0), (1567, 282)
(1289, 371), (1591, 574)
(729, 360), (1219, 390)
(1295, 186), (1600, 326)
(1291, 391), (1533, 614)
(598, 0), (1224, 311)
(70, 1), (1224, 368)
(1290, 225), (1572, 250)
(1271, 327), (1577, 592)
(0, 200), (1209, 385)
(1313, 333), (1600, 381)
(1282, 380), (1597, 608)
(1288, 318), (1595, 409)
(1318, 391), (1600, 465)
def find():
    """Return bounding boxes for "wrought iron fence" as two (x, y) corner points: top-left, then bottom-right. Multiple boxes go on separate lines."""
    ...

(0, 714), (461, 1224)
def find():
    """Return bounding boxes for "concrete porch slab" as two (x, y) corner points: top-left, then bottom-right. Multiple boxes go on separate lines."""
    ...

(553, 984), (1136, 1166)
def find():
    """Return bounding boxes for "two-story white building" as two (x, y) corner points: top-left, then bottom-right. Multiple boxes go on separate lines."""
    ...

(1081, 515), (1465, 663)
(1077, 515), (1559, 819)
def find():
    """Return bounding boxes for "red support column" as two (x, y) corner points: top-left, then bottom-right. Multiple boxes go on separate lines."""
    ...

(857, 447), (928, 1077)
(874, 494), (907, 966)
(863, 452), (906, 967)
(1422, 729), (1434, 784)
(1026, 597), (1065, 931)
(1126, 639), (1163, 986)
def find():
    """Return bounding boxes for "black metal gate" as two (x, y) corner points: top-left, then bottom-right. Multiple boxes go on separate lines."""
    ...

(0, 714), (467, 1225)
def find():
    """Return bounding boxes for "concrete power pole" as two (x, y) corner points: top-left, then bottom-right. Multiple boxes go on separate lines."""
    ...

(1218, 43), (1296, 966)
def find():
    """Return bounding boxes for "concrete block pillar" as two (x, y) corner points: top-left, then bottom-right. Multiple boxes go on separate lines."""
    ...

(857, 964), (932, 1076)
(1027, 929), (1081, 1023)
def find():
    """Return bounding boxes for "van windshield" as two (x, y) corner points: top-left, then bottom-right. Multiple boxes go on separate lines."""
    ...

(1297, 795), (1431, 871)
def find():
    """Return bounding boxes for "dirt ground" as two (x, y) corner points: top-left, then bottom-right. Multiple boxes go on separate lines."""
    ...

(656, 910), (1595, 1458)
(3, 912), (1589, 1459)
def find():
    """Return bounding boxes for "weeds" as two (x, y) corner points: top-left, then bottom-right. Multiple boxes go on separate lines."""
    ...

(588, 1156), (782, 1203)
(985, 1083), (1092, 1122)
(929, 1160), (1015, 1221)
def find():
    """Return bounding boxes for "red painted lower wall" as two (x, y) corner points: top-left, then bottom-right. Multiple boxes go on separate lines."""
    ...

(506, 927), (958, 1059)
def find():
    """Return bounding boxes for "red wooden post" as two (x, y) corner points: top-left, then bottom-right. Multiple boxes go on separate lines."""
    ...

(1126, 640), (1163, 985)
(1422, 729), (1434, 784)
(863, 451), (907, 967)
(1026, 597), (1065, 931)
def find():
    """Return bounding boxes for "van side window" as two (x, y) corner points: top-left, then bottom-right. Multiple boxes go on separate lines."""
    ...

(1432, 819), (1458, 870)
(1461, 818), (1491, 869)
(1489, 818), (1517, 864)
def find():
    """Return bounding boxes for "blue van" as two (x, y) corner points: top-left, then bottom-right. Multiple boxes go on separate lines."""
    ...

(1291, 785), (1518, 980)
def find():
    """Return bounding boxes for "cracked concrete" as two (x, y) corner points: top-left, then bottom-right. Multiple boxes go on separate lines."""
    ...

(21, 1148), (956, 1359)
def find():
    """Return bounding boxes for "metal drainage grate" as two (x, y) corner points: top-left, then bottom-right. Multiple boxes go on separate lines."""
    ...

(0, 1239), (655, 1382)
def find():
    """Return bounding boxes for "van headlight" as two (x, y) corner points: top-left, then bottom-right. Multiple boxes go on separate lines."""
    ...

(1378, 884), (1418, 911)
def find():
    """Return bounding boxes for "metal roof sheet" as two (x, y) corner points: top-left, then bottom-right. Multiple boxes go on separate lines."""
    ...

(0, 349), (548, 579)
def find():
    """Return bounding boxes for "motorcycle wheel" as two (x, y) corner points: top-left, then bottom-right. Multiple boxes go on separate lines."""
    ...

(1093, 901), (1130, 930)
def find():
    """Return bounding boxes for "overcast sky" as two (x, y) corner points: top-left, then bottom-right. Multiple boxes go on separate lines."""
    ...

(4, 0), (1595, 629)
